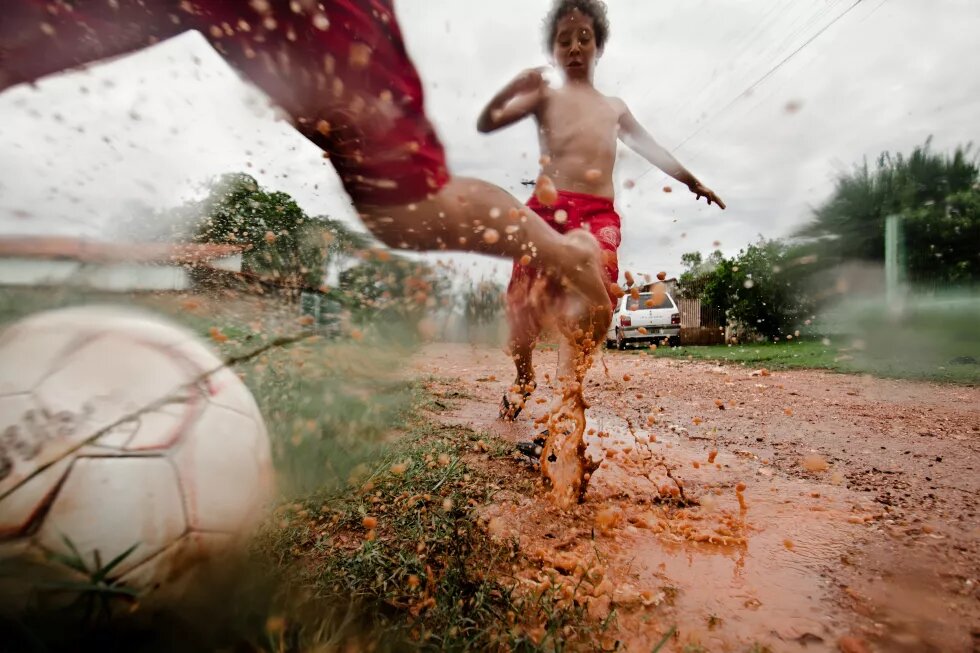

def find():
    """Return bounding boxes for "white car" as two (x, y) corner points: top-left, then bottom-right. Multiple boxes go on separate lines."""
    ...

(606, 290), (681, 349)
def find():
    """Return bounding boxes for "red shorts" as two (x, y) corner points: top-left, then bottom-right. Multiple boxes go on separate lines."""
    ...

(507, 190), (622, 315)
(0, 0), (449, 206)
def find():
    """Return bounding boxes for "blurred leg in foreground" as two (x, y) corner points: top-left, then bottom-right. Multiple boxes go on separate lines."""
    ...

(0, 0), (610, 339)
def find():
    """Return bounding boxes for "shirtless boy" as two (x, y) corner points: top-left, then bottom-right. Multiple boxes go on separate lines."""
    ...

(478, 0), (725, 434)
(0, 0), (609, 334)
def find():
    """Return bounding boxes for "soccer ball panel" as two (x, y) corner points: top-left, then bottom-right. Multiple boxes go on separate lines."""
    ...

(0, 456), (72, 539)
(205, 367), (261, 418)
(33, 336), (198, 459)
(0, 306), (205, 396)
(37, 457), (186, 577)
(0, 306), (274, 601)
(125, 403), (203, 452)
(0, 393), (61, 498)
(118, 530), (232, 599)
(172, 404), (270, 533)
(92, 417), (142, 450)
(36, 335), (191, 419)
(0, 329), (83, 395)
(11, 306), (200, 352)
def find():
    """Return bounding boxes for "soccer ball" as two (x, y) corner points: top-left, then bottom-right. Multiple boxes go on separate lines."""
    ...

(0, 306), (274, 609)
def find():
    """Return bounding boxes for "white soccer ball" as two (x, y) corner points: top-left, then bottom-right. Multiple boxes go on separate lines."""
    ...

(0, 305), (274, 608)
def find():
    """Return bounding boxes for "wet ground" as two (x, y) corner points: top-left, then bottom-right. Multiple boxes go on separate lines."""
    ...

(410, 343), (980, 653)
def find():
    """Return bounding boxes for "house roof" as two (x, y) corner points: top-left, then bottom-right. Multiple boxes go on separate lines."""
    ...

(0, 236), (245, 265)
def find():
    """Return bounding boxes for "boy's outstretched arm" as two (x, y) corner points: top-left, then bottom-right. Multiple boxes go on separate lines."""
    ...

(617, 102), (726, 209)
(477, 67), (547, 133)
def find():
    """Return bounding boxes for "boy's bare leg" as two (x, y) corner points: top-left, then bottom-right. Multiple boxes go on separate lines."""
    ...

(499, 301), (541, 420)
(0, 2), (611, 338)
(508, 316), (538, 393)
(360, 177), (612, 335)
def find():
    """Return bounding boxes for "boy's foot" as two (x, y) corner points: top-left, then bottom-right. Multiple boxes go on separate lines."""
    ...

(498, 381), (536, 421)
(516, 431), (550, 460)
(498, 394), (524, 421)
(557, 230), (612, 326)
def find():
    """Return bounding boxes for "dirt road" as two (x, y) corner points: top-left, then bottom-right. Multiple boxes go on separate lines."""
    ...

(410, 343), (980, 653)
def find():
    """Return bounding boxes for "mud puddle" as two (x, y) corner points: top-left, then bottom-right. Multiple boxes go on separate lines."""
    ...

(410, 343), (979, 652)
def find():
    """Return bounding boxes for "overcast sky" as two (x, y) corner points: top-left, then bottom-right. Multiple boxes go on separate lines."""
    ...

(0, 0), (977, 284)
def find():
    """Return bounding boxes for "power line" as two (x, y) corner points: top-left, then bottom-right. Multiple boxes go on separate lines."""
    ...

(731, 0), (863, 109)
(861, 0), (891, 23)
(763, 0), (846, 70)
(634, 0), (872, 185)
(640, 0), (800, 122)
(680, 1), (838, 146)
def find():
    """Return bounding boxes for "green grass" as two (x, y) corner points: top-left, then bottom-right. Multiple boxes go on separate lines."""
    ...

(236, 338), (431, 497)
(638, 339), (979, 384)
(0, 286), (431, 497)
(0, 286), (606, 651)
(259, 420), (601, 652)
(645, 340), (841, 370)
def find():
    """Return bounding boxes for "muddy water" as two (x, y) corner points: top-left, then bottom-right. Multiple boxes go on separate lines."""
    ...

(564, 409), (873, 652)
(410, 344), (979, 652)
(445, 392), (874, 650)
(539, 336), (602, 507)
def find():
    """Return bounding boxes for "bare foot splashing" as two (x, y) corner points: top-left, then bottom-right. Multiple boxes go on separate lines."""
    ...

(537, 295), (606, 507)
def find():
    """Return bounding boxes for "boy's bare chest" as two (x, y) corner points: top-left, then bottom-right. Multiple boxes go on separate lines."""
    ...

(539, 89), (620, 142)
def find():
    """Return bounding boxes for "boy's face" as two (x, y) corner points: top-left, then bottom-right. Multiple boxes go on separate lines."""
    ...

(552, 9), (599, 81)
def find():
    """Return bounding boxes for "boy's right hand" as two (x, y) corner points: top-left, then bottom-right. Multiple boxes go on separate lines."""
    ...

(478, 69), (547, 133)
(511, 67), (548, 94)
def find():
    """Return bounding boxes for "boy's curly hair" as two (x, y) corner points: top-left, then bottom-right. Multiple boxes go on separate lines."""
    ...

(543, 0), (610, 53)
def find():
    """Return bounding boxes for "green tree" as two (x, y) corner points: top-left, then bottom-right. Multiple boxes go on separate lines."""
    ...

(797, 139), (979, 285)
(338, 252), (442, 322)
(726, 240), (814, 340)
(678, 241), (815, 340)
(194, 173), (313, 286)
(699, 255), (737, 325)
(462, 280), (504, 326)
(678, 250), (725, 300)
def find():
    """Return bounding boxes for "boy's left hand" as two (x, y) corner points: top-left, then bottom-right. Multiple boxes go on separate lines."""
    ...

(689, 183), (726, 210)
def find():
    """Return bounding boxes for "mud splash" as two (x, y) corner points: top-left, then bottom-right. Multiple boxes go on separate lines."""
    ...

(538, 326), (602, 507)
(481, 411), (882, 652)
(411, 344), (980, 652)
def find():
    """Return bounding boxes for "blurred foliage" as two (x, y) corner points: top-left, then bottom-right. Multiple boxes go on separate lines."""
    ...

(158, 172), (372, 292)
(797, 138), (979, 285)
(163, 172), (455, 324)
(191, 173), (335, 288)
(462, 280), (504, 326)
(679, 140), (979, 340)
(338, 252), (446, 327)
(678, 241), (816, 340)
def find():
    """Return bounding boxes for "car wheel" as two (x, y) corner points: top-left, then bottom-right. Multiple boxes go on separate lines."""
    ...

(605, 338), (615, 349)
(616, 329), (626, 350)
(668, 336), (680, 347)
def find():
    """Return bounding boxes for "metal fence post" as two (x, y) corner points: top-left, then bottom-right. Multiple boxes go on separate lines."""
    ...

(884, 214), (905, 306)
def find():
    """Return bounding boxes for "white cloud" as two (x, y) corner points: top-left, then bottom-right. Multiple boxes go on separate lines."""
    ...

(0, 0), (976, 285)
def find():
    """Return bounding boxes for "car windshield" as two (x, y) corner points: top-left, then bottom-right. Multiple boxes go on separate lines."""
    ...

(626, 292), (674, 311)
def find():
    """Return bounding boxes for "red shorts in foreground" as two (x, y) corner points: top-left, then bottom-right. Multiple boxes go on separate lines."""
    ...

(0, 0), (449, 206)
(507, 190), (622, 316)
